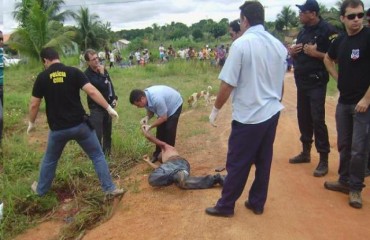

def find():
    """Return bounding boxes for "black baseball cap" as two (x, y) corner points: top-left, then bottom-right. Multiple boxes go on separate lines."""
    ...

(296, 0), (320, 13)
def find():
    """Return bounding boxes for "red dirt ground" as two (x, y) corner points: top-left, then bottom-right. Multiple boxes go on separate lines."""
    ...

(15, 72), (370, 240)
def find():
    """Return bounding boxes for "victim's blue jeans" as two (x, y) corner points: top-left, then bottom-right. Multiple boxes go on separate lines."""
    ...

(36, 122), (116, 195)
(336, 103), (370, 191)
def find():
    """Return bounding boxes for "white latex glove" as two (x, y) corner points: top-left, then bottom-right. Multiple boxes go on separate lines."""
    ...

(140, 116), (149, 125)
(142, 124), (151, 132)
(209, 106), (219, 127)
(106, 105), (119, 119)
(27, 121), (35, 134)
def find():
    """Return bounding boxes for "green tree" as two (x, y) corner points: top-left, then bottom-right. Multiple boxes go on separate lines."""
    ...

(9, 0), (75, 60)
(13, 0), (72, 27)
(209, 20), (228, 39)
(275, 6), (298, 31)
(192, 29), (204, 41)
(71, 7), (111, 51)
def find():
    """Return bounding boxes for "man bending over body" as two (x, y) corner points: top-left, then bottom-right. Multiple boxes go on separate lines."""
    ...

(140, 125), (224, 189)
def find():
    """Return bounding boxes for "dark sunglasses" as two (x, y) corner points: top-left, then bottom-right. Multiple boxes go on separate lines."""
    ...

(345, 12), (364, 20)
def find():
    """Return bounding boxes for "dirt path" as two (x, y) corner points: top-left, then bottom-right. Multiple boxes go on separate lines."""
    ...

(16, 72), (370, 240)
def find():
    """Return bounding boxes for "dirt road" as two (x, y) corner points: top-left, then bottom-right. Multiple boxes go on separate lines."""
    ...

(16, 72), (370, 240)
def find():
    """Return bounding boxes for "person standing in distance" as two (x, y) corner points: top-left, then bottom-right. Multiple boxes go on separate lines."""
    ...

(323, 0), (370, 209)
(288, 0), (337, 177)
(28, 47), (124, 197)
(84, 49), (118, 156)
(205, 1), (287, 217)
(129, 85), (183, 163)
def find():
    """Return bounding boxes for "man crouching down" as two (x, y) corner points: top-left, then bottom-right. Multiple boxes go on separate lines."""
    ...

(141, 125), (224, 189)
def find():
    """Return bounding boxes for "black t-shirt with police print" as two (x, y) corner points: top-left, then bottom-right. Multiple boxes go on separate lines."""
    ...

(32, 63), (89, 130)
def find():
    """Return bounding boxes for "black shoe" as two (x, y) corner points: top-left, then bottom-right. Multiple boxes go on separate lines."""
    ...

(205, 207), (233, 217)
(313, 161), (328, 177)
(289, 152), (310, 164)
(244, 201), (263, 215)
(324, 181), (350, 194)
(349, 191), (362, 209)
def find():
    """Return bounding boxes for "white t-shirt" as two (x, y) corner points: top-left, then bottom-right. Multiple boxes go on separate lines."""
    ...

(219, 25), (287, 124)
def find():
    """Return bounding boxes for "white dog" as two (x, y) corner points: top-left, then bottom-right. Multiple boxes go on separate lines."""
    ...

(187, 86), (213, 107)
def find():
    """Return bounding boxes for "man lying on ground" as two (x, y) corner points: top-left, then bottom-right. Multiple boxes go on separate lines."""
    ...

(140, 125), (224, 189)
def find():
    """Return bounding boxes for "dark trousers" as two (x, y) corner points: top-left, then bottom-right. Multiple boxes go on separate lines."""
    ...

(297, 86), (330, 153)
(215, 112), (280, 214)
(89, 107), (112, 155)
(153, 105), (182, 158)
(149, 159), (218, 189)
(336, 103), (370, 191)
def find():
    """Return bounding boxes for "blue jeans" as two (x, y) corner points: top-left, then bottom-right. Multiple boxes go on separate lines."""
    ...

(148, 158), (219, 189)
(336, 103), (370, 191)
(36, 122), (116, 195)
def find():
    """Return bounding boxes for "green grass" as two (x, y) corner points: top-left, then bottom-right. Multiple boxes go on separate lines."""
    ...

(0, 55), (338, 239)
(0, 57), (221, 240)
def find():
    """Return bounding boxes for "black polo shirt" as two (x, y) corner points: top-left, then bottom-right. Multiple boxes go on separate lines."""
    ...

(328, 27), (370, 105)
(32, 63), (89, 130)
(84, 67), (116, 109)
(294, 18), (337, 89)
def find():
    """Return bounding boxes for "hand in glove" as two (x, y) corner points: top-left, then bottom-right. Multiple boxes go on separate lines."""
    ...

(106, 105), (119, 119)
(209, 106), (219, 127)
(27, 121), (35, 134)
(140, 116), (149, 125)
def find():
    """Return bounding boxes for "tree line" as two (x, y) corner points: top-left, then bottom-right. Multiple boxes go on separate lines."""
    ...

(7, 0), (347, 61)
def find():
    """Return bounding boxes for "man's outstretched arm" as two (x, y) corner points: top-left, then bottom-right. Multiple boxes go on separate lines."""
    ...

(141, 125), (167, 150)
(143, 154), (158, 169)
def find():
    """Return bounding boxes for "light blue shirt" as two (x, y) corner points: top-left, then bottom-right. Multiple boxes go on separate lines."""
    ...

(219, 25), (287, 124)
(145, 85), (183, 117)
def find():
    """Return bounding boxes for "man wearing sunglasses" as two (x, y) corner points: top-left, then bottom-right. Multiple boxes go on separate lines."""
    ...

(324, 0), (370, 209)
(288, 0), (337, 178)
(84, 49), (118, 156)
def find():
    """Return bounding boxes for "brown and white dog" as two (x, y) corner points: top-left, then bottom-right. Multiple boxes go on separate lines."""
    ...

(188, 86), (213, 107)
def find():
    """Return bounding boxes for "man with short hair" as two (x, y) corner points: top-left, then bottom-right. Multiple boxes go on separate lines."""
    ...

(84, 49), (118, 155)
(229, 19), (241, 42)
(129, 85), (183, 163)
(288, 0), (337, 177)
(28, 47), (124, 197)
(323, 0), (370, 209)
(205, 1), (287, 217)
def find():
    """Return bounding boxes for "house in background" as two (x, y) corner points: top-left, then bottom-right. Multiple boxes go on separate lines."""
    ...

(113, 39), (130, 51)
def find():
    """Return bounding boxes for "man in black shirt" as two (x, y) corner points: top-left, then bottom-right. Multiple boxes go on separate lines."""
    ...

(324, 0), (370, 209)
(84, 49), (118, 155)
(288, 0), (337, 177)
(28, 47), (124, 197)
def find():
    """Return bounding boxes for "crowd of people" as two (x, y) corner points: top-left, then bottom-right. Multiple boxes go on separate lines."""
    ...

(20, 0), (370, 223)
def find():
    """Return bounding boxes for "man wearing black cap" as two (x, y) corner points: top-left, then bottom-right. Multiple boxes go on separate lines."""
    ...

(288, 0), (337, 177)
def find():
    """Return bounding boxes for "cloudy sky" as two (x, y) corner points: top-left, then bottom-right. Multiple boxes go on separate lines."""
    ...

(1, 0), (367, 34)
